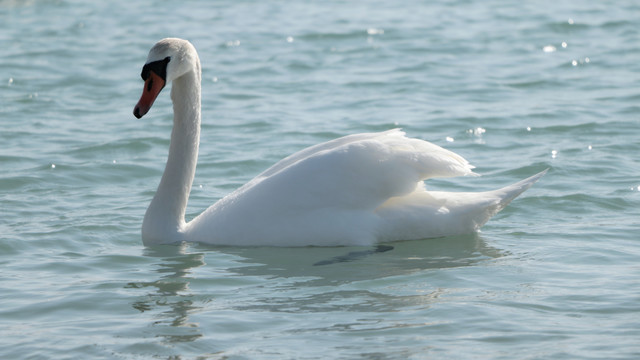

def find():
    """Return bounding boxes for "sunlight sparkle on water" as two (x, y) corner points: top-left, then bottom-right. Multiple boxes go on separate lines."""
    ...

(367, 28), (384, 35)
(572, 58), (591, 66)
(467, 127), (486, 143)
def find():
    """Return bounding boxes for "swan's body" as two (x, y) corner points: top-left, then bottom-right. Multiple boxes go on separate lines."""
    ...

(134, 38), (545, 246)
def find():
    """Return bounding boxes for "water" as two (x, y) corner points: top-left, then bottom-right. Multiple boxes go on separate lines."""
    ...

(1, 0), (639, 358)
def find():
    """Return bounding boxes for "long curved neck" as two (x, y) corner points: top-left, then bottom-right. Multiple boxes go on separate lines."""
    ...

(143, 68), (201, 244)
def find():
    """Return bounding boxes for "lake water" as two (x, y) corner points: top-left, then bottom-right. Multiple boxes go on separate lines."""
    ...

(1, 0), (639, 359)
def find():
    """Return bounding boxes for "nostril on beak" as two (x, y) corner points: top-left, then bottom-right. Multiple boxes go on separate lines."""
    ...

(134, 106), (142, 119)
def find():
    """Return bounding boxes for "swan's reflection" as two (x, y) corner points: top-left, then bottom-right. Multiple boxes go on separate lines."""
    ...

(127, 233), (503, 340)
(127, 242), (206, 344)
(218, 232), (501, 285)
(206, 233), (503, 313)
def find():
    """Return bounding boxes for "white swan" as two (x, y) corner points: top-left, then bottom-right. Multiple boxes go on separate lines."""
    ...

(133, 38), (546, 247)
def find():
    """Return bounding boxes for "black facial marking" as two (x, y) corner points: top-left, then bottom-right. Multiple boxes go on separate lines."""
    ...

(147, 79), (154, 92)
(140, 56), (171, 81)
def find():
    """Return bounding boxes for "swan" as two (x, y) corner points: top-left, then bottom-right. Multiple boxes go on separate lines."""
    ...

(133, 38), (546, 247)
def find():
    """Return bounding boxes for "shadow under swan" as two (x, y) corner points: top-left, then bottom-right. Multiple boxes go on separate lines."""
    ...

(217, 232), (503, 286)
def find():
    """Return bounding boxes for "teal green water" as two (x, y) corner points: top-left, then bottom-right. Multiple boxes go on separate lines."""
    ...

(2, 0), (639, 358)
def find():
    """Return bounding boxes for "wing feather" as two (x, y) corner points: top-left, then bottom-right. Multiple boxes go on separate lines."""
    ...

(234, 129), (476, 211)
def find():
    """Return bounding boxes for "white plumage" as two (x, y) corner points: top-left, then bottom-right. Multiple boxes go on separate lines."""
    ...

(133, 38), (545, 247)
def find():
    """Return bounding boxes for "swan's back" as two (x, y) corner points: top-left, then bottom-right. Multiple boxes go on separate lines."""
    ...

(184, 129), (543, 246)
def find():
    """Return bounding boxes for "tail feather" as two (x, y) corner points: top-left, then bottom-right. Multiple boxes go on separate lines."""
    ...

(375, 169), (548, 241)
(488, 168), (548, 210)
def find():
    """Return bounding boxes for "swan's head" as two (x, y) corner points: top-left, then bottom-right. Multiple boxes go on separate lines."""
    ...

(133, 38), (199, 119)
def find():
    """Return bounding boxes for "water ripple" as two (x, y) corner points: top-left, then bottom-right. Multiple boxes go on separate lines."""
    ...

(2, 0), (640, 359)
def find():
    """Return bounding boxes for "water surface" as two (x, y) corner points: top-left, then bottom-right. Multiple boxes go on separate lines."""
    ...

(1, 0), (639, 359)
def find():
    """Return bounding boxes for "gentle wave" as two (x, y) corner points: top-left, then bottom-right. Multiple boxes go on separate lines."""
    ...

(2, 0), (640, 359)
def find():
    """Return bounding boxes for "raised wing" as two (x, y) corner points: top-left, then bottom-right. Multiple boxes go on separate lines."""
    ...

(234, 129), (476, 212)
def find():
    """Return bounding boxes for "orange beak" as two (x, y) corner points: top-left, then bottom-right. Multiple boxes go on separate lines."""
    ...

(133, 71), (166, 119)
